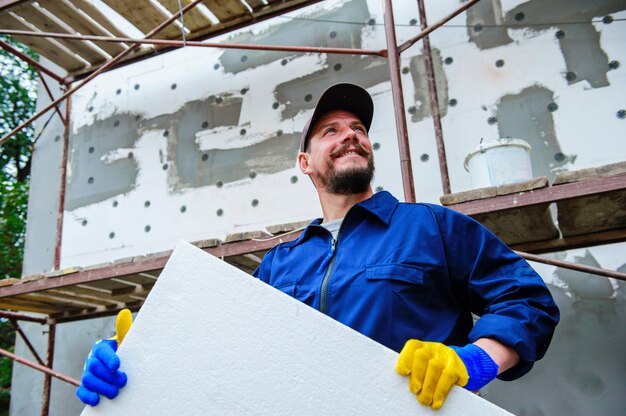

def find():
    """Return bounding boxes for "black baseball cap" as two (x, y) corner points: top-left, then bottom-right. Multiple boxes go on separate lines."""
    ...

(299, 83), (374, 152)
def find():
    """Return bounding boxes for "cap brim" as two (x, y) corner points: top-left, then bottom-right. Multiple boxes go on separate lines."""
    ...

(300, 83), (374, 152)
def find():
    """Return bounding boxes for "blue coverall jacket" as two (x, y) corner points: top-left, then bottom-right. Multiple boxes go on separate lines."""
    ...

(253, 191), (559, 380)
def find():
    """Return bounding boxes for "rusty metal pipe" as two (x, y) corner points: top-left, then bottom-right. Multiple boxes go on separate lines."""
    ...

(9, 319), (45, 366)
(0, 29), (385, 57)
(516, 251), (626, 281)
(417, 0), (451, 195)
(0, 310), (47, 323)
(0, 39), (65, 83)
(399, 0), (482, 53)
(0, 0), (206, 147)
(0, 346), (79, 387)
(53, 94), (70, 270)
(383, 0), (416, 203)
(41, 323), (56, 416)
(35, 69), (66, 125)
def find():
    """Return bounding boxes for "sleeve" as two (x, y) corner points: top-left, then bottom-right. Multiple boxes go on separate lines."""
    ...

(251, 246), (277, 283)
(432, 205), (560, 380)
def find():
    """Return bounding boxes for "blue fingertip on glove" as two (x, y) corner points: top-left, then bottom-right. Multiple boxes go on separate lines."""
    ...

(76, 339), (128, 406)
(450, 344), (499, 391)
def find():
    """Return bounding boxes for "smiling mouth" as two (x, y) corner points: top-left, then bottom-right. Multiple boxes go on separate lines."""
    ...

(335, 150), (362, 158)
(331, 144), (370, 159)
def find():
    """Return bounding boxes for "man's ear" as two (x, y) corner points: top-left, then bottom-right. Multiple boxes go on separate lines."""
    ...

(298, 152), (311, 175)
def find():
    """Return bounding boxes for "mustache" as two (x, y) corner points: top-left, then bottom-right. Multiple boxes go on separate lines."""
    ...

(330, 142), (371, 158)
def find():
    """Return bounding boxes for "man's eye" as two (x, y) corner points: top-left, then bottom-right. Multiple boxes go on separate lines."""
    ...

(324, 128), (336, 135)
(354, 126), (364, 132)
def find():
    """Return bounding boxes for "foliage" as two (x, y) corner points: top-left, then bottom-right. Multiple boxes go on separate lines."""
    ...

(0, 179), (28, 280)
(0, 329), (14, 415)
(0, 35), (38, 183)
(0, 35), (39, 415)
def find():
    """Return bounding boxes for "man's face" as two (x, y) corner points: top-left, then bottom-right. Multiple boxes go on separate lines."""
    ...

(299, 110), (374, 195)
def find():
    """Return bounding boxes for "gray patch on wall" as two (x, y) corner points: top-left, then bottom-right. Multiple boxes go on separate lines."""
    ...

(172, 132), (300, 188)
(218, 0), (370, 73)
(496, 85), (574, 182)
(408, 49), (448, 122)
(275, 54), (388, 120)
(66, 115), (140, 211)
(467, 0), (626, 88)
(153, 94), (241, 188)
(548, 250), (620, 399)
(555, 250), (615, 305)
(66, 94), (301, 210)
(465, 0), (513, 50)
(157, 95), (300, 189)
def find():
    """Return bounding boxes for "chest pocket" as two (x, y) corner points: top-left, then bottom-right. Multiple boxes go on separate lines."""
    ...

(365, 263), (424, 286)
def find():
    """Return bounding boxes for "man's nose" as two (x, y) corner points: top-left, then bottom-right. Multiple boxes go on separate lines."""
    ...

(341, 127), (358, 143)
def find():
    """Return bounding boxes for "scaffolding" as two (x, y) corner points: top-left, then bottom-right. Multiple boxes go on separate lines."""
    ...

(1, 1), (625, 414)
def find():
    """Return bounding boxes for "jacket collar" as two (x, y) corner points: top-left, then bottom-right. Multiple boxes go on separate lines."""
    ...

(354, 190), (398, 225)
(287, 191), (398, 247)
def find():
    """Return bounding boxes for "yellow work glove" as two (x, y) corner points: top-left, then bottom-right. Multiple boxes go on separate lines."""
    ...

(396, 339), (469, 410)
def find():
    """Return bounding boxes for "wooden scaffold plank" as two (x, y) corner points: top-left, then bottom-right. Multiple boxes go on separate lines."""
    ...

(21, 291), (102, 311)
(69, 0), (133, 39)
(159, 0), (213, 33)
(0, 12), (84, 71)
(45, 288), (122, 308)
(245, 0), (269, 11)
(555, 162), (626, 238)
(37, 0), (126, 56)
(101, 0), (182, 39)
(0, 294), (68, 314)
(12, 3), (107, 65)
(206, 0), (249, 22)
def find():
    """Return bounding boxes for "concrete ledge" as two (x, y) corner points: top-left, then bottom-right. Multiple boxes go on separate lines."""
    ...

(440, 177), (548, 206)
(554, 161), (626, 185)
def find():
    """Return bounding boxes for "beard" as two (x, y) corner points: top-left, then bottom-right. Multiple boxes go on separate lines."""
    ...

(320, 148), (375, 195)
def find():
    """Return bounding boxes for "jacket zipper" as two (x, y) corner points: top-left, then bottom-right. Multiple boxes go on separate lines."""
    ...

(319, 223), (344, 314)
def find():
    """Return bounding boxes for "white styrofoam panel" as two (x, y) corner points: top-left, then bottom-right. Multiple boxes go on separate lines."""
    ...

(81, 241), (512, 416)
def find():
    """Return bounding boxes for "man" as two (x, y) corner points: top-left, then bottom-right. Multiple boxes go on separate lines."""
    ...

(78, 83), (559, 410)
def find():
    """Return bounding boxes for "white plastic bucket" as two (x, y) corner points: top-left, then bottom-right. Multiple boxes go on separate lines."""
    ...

(464, 138), (533, 188)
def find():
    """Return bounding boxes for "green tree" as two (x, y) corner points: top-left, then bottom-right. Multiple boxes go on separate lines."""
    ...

(0, 34), (39, 415)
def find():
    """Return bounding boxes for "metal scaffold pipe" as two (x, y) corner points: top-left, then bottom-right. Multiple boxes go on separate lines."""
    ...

(0, 347), (79, 387)
(0, 29), (386, 57)
(516, 251), (626, 281)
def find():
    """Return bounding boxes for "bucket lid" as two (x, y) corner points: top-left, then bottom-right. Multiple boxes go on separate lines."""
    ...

(464, 138), (532, 171)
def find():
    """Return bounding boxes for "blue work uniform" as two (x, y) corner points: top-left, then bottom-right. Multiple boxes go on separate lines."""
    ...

(253, 191), (559, 380)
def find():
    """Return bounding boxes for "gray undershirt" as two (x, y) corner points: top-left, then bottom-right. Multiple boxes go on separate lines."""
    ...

(321, 218), (344, 245)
